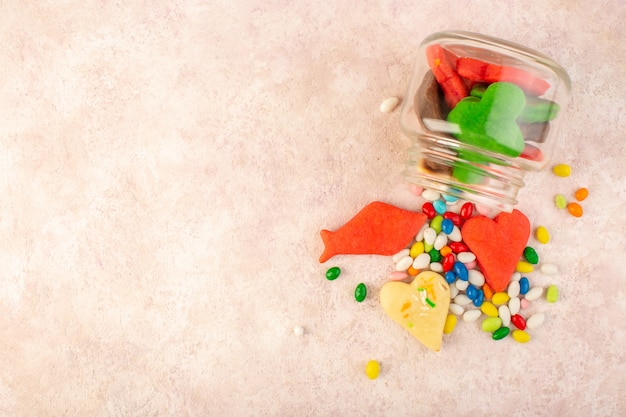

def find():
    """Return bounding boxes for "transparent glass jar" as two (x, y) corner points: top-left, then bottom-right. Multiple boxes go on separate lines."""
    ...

(399, 31), (571, 211)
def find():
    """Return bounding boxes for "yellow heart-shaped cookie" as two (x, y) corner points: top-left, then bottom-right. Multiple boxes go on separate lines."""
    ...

(380, 271), (451, 351)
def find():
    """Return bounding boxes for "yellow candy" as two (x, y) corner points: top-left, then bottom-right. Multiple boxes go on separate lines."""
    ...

(516, 261), (534, 273)
(365, 360), (380, 379)
(479, 301), (499, 317)
(512, 330), (531, 343)
(409, 241), (425, 258)
(536, 226), (550, 244)
(443, 314), (457, 334)
(552, 163), (571, 177)
(492, 292), (510, 306)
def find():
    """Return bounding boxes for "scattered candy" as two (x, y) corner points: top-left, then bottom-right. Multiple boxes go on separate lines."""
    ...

(395, 255), (414, 272)
(525, 286), (543, 301)
(519, 277), (530, 295)
(392, 248), (411, 263)
(454, 294), (472, 306)
(409, 184), (424, 197)
(498, 305), (511, 327)
(319, 202), (427, 262)
(365, 360), (381, 379)
(380, 271), (450, 351)
(443, 314), (457, 334)
(555, 194), (567, 209)
(540, 263), (559, 276)
(535, 226), (550, 244)
(507, 281), (521, 298)
(511, 330), (531, 343)
(326, 266), (341, 281)
(463, 309), (482, 323)
(511, 314), (527, 330)
(388, 271), (409, 281)
(516, 261), (534, 273)
(523, 247), (539, 264)
(433, 199), (447, 214)
(492, 326), (510, 340)
(293, 326), (304, 336)
(567, 202), (583, 217)
(461, 210), (530, 292)
(355, 283), (367, 302)
(492, 292), (510, 305)
(574, 187), (588, 202)
(480, 302), (499, 317)
(482, 317), (502, 333)
(380, 96), (400, 113)
(468, 269), (485, 287)
(457, 252), (476, 263)
(449, 303), (464, 316)
(526, 313), (546, 329)
(546, 285), (559, 303)
(520, 298), (530, 309)
(422, 189), (441, 201)
(508, 296), (521, 315)
(552, 163), (571, 177)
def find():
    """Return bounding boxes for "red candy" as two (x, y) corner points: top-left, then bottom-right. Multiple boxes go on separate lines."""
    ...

(511, 314), (527, 330)
(442, 253), (455, 272)
(459, 202), (474, 220)
(449, 242), (469, 253)
(443, 212), (463, 226)
(422, 202), (436, 218)
(425, 44), (469, 109)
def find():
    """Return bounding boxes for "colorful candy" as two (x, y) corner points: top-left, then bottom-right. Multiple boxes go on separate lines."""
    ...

(526, 313), (546, 329)
(555, 194), (567, 209)
(523, 247), (539, 264)
(365, 360), (381, 379)
(567, 202), (583, 217)
(492, 292), (510, 305)
(519, 277), (530, 295)
(512, 330), (531, 343)
(462, 309), (482, 323)
(443, 314), (457, 334)
(492, 326), (510, 340)
(552, 163), (571, 177)
(480, 302), (499, 318)
(498, 305), (511, 327)
(380, 96), (400, 113)
(516, 261), (534, 273)
(574, 187), (588, 201)
(326, 266), (341, 281)
(355, 283), (367, 302)
(546, 285), (559, 303)
(511, 314), (527, 330)
(482, 317), (502, 333)
(524, 286), (543, 301)
(540, 263), (559, 276)
(535, 226), (550, 244)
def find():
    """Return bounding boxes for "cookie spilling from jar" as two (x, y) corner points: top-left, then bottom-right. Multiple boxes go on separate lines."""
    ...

(415, 44), (560, 182)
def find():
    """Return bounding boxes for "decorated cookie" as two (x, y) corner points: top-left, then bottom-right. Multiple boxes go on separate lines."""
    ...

(380, 271), (450, 351)
(319, 202), (427, 263)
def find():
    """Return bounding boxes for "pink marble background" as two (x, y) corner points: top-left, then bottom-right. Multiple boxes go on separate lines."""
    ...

(0, 1), (624, 416)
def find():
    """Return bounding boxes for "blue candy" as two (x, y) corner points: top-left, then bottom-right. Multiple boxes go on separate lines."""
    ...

(442, 194), (459, 203)
(453, 262), (468, 281)
(519, 277), (530, 295)
(445, 271), (456, 284)
(466, 285), (478, 300)
(433, 199), (446, 215)
(441, 218), (454, 234)
(472, 289), (484, 307)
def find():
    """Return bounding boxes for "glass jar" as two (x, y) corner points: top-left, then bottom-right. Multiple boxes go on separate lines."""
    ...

(399, 31), (571, 212)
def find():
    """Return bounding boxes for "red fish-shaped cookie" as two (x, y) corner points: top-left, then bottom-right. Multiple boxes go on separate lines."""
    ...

(319, 202), (427, 263)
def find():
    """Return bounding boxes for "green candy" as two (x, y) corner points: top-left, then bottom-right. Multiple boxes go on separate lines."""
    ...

(555, 194), (567, 209)
(428, 248), (442, 263)
(355, 283), (367, 302)
(430, 215), (444, 234)
(492, 326), (511, 340)
(482, 317), (502, 333)
(447, 82), (527, 183)
(325, 266), (341, 281)
(523, 246), (539, 265)
(546, 285), (559, 303)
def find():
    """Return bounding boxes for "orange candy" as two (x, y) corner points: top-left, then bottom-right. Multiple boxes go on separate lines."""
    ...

(439, 246), (453, 256)
(574, 187), (588, 201)
(407, 266), (420, 276)
(567, 202), (584, 217)
(483, 283), (494, 300)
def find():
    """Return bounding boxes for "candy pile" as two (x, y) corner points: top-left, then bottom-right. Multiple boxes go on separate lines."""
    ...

(552, 163), (588, 217)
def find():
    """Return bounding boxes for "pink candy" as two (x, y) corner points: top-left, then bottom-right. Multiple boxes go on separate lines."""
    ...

(409, 184), (424, 197)
(520, 298), (530, 309)
(388, 271), (409, 281)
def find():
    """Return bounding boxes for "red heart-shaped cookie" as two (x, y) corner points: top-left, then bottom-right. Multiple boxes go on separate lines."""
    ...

(461, 210), (530, 292)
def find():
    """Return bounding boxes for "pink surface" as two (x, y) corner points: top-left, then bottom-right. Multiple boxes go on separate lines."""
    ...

(0, 1), (624, 416)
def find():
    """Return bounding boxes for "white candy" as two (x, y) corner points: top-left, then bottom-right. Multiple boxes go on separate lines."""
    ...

(468, 270), (485, 287)
(510, 272), (522, 282)
(423, 227), (437, 245)
(412, 253), (431, 270)
(449, 285), (459, 299)
(415, 223), (429, 242)
(508, 297), (521, 316)
(498, 305), (511, 327)
(430, 262), (443, 273)
(392, 248), (410, 263)
(433, 233), (448, 250)
(449, 303), (464, 316)
(540, 263), (559, 276)
(463, 309), (482, 323)
(380, 96), (400, 113)
(395, 255), (414, 271)
(526, 312), (546, 329)
(448, 225), (462, 242)
(455, 279), (469, 291)
(422, 189), (441, 201)
(457, 251), (476, 263)
(454, 294), (472, 306)
(293, 326), (304, 336)
(507, 281), (521, 298)
(525, 286), (544, 301)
